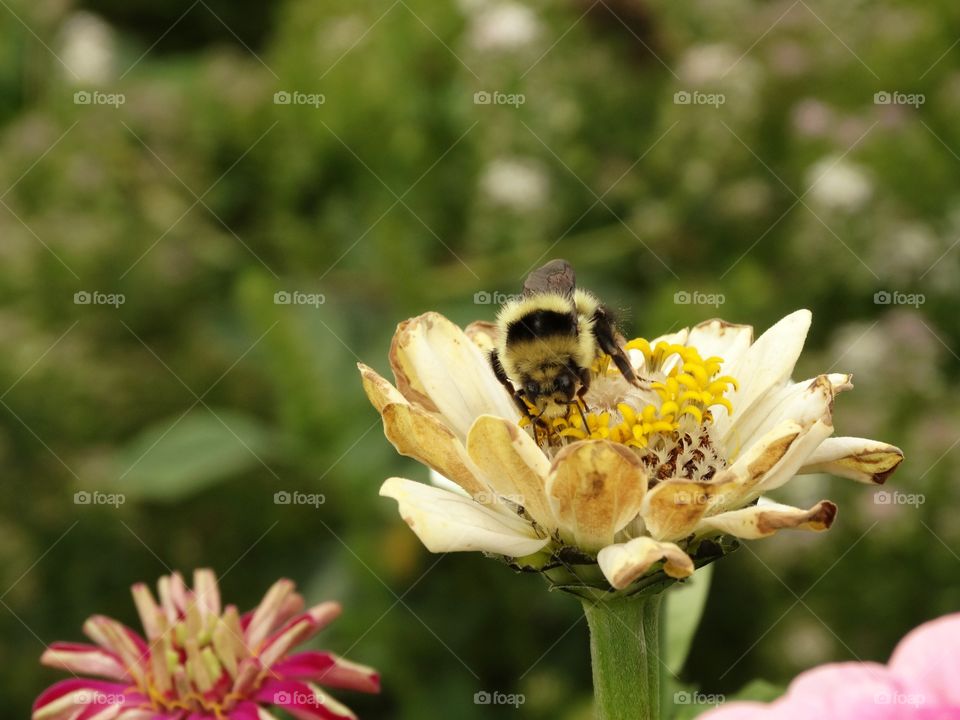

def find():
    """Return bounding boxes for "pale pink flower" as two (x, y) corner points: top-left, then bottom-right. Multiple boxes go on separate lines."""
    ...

(33, 569), (379, 720)
(700, 613), (960, 719)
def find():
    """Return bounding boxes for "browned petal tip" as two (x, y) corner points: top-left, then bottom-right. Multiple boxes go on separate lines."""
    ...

(873, 451), (905, 485)
(388, 315), (441, 413)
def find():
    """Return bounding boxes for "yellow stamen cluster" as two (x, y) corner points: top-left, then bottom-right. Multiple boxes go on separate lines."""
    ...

(544, 340), (738, 448)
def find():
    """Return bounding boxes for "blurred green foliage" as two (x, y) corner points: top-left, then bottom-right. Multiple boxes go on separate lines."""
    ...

(1, 0), (959, 717)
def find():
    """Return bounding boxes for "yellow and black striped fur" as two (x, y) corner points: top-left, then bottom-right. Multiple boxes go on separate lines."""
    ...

(489, 260), (639, 421)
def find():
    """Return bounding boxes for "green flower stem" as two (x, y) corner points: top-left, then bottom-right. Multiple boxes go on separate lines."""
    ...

(581, 593), (665, 720)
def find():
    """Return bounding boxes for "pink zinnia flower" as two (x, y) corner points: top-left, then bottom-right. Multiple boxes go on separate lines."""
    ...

(33, 569), (380, 720)
(700, 612), (960, 719)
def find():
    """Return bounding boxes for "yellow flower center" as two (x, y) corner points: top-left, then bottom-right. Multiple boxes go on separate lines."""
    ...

(522, 339), (738, 451)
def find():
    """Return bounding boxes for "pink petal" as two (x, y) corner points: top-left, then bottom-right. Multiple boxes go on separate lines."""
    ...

(889, 613), (960, 707)
(259, 604), (341, 668)
(696, 701), (777, 720)
(256, 679), (356, 720)
(783, 662), (909, 718)
(224, 701), (261, 720)
(41, 643), (129, 681)
(32, 680), (130, 720)
(82, 616), (148, 671)
(272, 651), (380, 693)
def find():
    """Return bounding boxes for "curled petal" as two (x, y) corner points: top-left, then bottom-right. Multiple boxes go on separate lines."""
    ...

(357, 363), (407, 413)
(545, 440), (648, 552)
(40, 643), (129, 681)
(711, 416), (834, 512)
(696, 500), (837, 539)
(381, 402), (490, 500)
(640, 477), (740, 542)
(389, 312), (519, 437)
(463, 320), (498, 352)
(380, 477), (549, 557)
(466, 415), (555, 531)
(799, 437), (904, 485)
(597, 537), (694, 589)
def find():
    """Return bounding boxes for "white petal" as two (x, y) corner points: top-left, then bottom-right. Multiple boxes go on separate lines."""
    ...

(715, 310), (811, 439)
(686, 319), (753, 371)
(429, 469), (470, 496)
(722, 373), (849, 455)
(798, 436), (903, 485)
(380, 477), (548, 557)
(696, 500), (837, 539)
(390, 313), (519, 438)
(597, 537), (694, 589)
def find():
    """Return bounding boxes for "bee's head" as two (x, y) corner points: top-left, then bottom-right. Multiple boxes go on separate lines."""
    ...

(522, 366), (579, 419)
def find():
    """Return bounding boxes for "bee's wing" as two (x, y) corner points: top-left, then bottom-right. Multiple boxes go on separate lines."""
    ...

(522, 258), (576, 297)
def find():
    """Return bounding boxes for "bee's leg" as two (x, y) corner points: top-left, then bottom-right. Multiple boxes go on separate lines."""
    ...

(575, 366), (593, 425)
(490, 349), (533, 418)
(593, 306), (641, 385)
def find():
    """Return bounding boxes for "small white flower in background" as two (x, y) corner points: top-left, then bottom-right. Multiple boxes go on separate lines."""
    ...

(361, 309), (903, 593)
(468, 3), (542, 52)
(60, 12), (116, 85)
(480, 158), (549, 211)
(806, 156), (873, 211)
(678, 43), (738, 85)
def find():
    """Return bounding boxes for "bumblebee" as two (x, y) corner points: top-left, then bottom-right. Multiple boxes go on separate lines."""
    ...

(489, 259), (639, 422)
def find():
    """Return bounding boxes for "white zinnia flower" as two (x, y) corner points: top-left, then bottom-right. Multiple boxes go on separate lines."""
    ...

(361, 310), (902, 592)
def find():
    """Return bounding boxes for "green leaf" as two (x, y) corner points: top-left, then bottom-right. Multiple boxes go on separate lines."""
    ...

(664, 564), (714, 676)
(109, 409), (275, 501)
